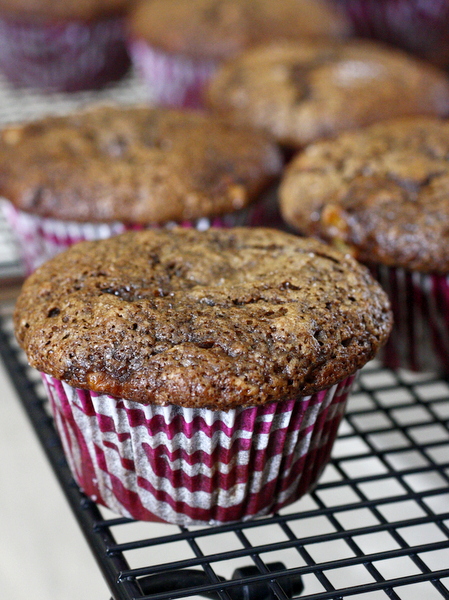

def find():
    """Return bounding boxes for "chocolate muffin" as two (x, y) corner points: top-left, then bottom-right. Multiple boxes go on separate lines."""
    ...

(0, 0), (130, 20)
(126, 0), (351, 108)
(0, 104), (282, 272)
(0, 0), (133, 91)
(206, 40), (449, 148)
(280, 116), (449, 373)
(14, 227), (392, 524)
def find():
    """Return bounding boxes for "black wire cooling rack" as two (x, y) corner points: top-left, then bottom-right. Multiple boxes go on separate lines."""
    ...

(1, 309), (449, 600)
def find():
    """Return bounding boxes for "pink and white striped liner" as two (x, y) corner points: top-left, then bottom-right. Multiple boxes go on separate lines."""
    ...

(42, 373), (355, 525)
(128, 39), (218, 109)
(1, 201), (126, 274)
(0, 15), (130, 92)
(372, 264), (449, 374)
(1, 200), (258, 274)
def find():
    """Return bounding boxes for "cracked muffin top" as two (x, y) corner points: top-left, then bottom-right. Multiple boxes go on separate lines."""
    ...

(14, 227), (392, 409)
(280, 116), (449, 273)
(0, 0), (133, 21)
(206, 40), (449, 148)
(128, 0), (350, 61)
(0, 104), (282, 223)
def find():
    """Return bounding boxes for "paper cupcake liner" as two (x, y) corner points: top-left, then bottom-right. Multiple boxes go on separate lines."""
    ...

(339, 0), (449, 68)
(0, 15), (130, 92)
(372, 265), (449, 374)
(248, 181), (292, 231)
(1, 197), (273, 274)
(128, 39), (218, 109)
(42, 373), (355, 525)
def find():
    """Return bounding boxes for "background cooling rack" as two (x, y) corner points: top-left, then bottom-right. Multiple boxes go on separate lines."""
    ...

(1, 70), (449, 600)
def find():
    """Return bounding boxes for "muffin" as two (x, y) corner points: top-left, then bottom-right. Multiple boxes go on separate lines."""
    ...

(0, 0), (132, 92)
(339, 0), (449, 69)
(13, 227), (392, 525)
(126, 0), (351, 108)
(0, 104), (282, 273)
(206, 39), (449, 149)
(280, 116), (449, 374)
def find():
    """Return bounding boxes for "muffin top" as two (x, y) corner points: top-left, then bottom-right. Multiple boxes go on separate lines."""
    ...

(280, 117), (449, 273)
(128, 0), (351, 61)
(14, 227), (392, 409)
(206, 40), (449, 148)
(0, 105), (282, 223)
(0, 0), (132, 21)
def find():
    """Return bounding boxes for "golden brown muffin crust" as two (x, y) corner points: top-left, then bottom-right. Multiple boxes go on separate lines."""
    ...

(0, 0), (133, 21)
(14, 228), (392, 408)
(280, 117), (449, 272)
(128, 0), (351, 60)
(0, 105), (282, 223)
(206, 40), (449, 148)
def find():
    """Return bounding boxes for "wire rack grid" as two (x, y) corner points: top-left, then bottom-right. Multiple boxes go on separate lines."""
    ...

(1, 310), (449, 600)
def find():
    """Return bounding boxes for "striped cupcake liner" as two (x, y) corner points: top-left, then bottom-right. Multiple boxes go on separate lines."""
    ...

(0, 15), (130, 92)
(339, 0), (449, 67)
(372, 265), (449, 374)
(1, 195), (277, 274)
(41, 373), (355, 526)
(128, 39), (217, 109)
